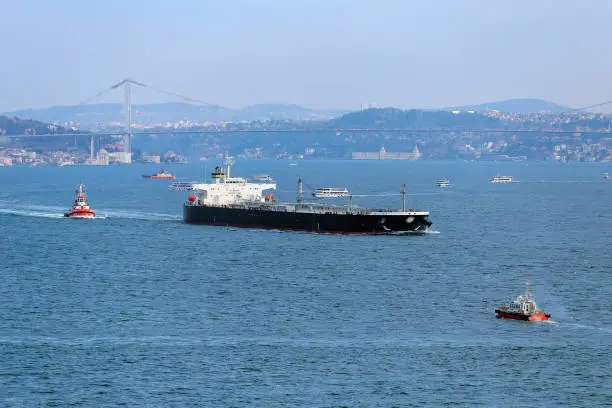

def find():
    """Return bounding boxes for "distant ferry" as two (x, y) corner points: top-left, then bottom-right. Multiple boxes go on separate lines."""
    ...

(604, 172), (609, 180)
(490, 175), (514, 183)
(168, 181), (196, 191)
(312, 187), (349, 199)
(252, 174), (274, 182)
(436, 179), (450, 188)
(143, 168), (176, 179)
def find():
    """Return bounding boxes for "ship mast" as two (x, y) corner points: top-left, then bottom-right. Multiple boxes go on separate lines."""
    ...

(525, 281), (531, 299)
(401, 184), (407, 211)
(224, 154), (233, 178)
(297, 177), (303, 204)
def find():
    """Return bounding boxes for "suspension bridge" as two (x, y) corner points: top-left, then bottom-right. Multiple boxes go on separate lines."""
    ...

(3, 79), (612, 163)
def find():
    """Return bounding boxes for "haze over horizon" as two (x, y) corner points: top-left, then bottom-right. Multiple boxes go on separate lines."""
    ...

(1, 0), (611, 112)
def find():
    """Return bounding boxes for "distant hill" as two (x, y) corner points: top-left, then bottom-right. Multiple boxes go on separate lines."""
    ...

(237, 104), (346, 121)
(0, 115), (84, 137)
(449, 98), (571, 114)
(328, 108), (503, 129)
(3, 102), (347, 128)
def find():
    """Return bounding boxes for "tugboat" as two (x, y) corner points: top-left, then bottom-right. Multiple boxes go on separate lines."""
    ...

(143, 168), (176, 179)
(64, 181), (96, 218)
(495, 282), (550, 321)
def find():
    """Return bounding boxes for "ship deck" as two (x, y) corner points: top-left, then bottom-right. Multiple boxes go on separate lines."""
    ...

(185, 201), (428, 216)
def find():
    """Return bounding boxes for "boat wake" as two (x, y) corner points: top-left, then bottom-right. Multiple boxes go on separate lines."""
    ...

(526, 179), (601, 184)
(562, 322), (612, 333)
(0, 205), (178, 222)
(0, 208), (66, 219)
(536, 318), (612, 333)
(387, 229), (441, 236)
(98, 209), (181, 221)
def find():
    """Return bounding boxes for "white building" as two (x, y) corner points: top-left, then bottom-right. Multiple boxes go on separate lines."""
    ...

(142, 155), (161, 164)
(352, 145), (422, 160)
(85, 149), (110, 166)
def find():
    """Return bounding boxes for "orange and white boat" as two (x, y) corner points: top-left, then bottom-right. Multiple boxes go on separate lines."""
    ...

(495, 282), (550, 321)
(64, 181), (96, 218)
(143, 168), (176, 179)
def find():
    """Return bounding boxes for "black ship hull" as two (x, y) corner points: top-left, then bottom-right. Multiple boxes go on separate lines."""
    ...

(184, 204), (432, 234)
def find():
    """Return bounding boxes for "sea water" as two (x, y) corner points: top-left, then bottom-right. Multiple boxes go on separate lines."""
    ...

(1, 160), (611, 406)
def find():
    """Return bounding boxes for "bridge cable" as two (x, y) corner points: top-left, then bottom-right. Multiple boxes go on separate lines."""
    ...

(134, 81), (213, 106)
(76, 85), (119, 106)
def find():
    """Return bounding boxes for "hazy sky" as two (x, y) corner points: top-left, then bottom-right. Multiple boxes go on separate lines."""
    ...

(1, 0), (611, 112)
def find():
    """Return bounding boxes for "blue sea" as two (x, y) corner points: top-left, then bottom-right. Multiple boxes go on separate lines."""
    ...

(1, 160), (611, 407)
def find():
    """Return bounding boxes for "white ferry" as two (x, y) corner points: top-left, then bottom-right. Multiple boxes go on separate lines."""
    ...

(436, 179), (450, 188)
(252, 174), (274, 182)
(312, 187), (349, 199)
(490, 175), (514, 183)
(168, 181), (196, 191)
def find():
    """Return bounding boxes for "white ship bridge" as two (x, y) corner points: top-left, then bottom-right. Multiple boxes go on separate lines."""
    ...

(191, 158), (276, 206)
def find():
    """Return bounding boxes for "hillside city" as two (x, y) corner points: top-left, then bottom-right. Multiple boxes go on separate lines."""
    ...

(1, 101), (611, 166)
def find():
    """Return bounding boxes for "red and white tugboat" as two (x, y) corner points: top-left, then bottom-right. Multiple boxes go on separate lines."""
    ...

(495, 282), (550, 321)
(64, 181), (96, 218)
(143, 168), (176, 179)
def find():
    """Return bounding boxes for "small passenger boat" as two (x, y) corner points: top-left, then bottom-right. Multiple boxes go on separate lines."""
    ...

(490, 175), (514, 183)
(436, 178), (450, 188)
(312, 187), (349, 199)
(252, 174), (274, 182)
(168, 181), (196, 191)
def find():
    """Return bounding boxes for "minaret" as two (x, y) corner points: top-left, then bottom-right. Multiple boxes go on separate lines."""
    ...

(379, 145), (386, 160)
(90, 135), (94, 161)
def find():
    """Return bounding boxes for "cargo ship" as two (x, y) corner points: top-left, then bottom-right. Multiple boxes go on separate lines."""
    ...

(183, 158), (432, 234)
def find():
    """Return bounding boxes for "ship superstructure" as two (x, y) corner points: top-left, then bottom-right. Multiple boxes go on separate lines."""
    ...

(190, 158), (277, 206)
(184, 158), (432, 234)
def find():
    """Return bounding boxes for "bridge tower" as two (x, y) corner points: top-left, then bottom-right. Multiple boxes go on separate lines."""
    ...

(124, 81), (132, 163)
(109, 79), (142, 164)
